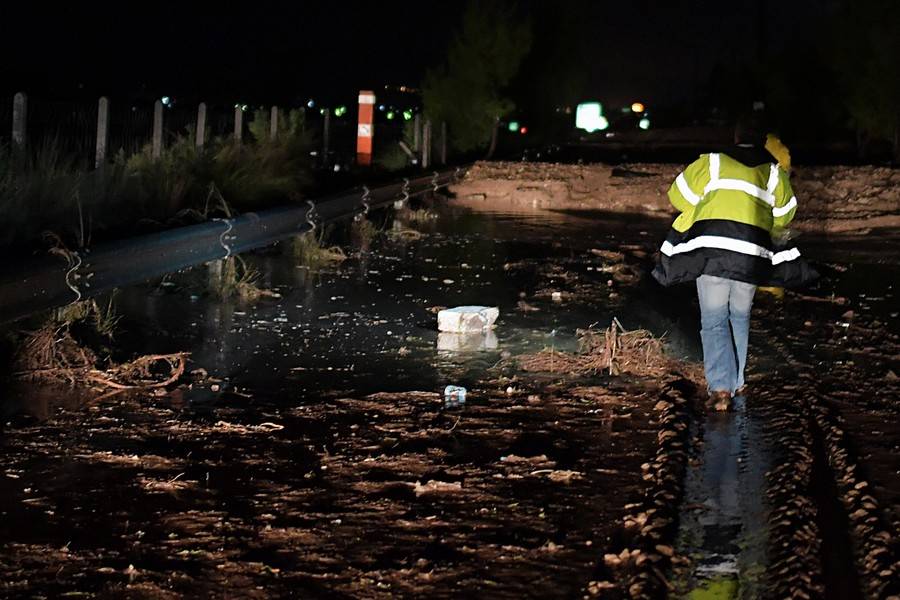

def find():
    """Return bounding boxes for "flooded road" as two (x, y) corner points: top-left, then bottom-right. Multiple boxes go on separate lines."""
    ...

(1, 195), (898, 598)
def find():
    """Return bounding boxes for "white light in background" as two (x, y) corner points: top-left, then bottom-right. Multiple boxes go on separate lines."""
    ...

(576, 102), (608, 132)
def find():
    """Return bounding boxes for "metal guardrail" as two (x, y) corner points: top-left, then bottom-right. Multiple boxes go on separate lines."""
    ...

(0, 167), (468, 324)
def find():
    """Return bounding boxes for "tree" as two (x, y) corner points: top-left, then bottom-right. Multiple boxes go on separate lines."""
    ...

(830, 0), (900, 160)
(422, 2), (532, 154)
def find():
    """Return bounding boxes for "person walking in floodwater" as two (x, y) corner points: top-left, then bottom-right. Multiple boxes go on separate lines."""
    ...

(652, 114), (817, 411)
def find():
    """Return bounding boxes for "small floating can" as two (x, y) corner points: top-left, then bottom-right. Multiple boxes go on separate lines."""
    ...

(444, 385), (467, 409)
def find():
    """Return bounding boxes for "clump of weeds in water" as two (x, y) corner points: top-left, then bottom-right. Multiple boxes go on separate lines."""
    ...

(212, 256), (281, 302)
(351, 218), (380, 250)
(289, 231), (347, 268)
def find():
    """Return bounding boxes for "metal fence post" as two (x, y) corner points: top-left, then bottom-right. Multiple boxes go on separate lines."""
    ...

(270, 106), (278, 140)
(152, 99), (163, 159)
(441, 121), (447, 165)
(322, 110), (331, 165)
(234, 106), (243, 146)
(95, 96), (109, 168)
(422, 120), (432, 169)
(12, 92), (27, 148)
(196, 102), (207, 148)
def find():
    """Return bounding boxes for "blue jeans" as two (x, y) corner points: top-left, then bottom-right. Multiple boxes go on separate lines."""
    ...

(696, 275), (756, 395)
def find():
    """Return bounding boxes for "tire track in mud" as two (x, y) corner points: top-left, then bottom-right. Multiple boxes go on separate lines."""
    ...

(752, 295), (900, 599)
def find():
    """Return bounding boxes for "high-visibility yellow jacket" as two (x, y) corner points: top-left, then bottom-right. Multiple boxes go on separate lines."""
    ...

(668, 152), (797, 233)
(653, 149), (817, 288)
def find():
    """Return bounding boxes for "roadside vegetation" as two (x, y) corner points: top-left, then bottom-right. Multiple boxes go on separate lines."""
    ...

(0, 108), (314, 251)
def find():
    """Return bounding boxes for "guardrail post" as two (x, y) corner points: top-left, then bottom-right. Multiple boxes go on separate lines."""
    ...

(322, 109), (331, 165)
(441, 121), (447, 165)
(196, 102), (207, 148)
(422, 119), (432, 169)
(207, 259), (224, 292)
(356, 90), (375, 166)
(12, 92), (27, 148)
(234, 105), (243, 146)
(152, 99), (163, 159)
(270, 106), (279, 140)
(95, 96), (109, 168)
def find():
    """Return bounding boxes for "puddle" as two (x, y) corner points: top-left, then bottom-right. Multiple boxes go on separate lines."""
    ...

(675, 396), (771, 598)
(3, 201), (687, 410)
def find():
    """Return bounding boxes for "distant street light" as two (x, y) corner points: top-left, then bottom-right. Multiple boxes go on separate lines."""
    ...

(576, 102), (606, 132)
(631, 102), (645, 113)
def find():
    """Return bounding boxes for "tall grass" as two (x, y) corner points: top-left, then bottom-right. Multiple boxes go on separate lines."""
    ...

(0, 108), (315, 251)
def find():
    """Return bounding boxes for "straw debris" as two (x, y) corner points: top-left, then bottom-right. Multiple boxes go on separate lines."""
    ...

(516, 319), (700, 382)
(13, 300), (188, 392)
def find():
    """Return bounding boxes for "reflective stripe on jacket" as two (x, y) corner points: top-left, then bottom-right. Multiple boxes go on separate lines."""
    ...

(653, 152), (817, 288)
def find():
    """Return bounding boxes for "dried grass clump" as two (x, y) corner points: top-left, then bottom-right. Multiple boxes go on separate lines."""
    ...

(403, 208), (438, 223)
(386, 225), (425, 241)
(16, 317), (100, 386)
(13, 300), (188, 391)
(517, 319), (700, 382)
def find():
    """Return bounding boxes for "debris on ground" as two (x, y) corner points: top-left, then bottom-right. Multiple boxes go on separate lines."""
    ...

(12, 300), (190, 393)
(437, 306), (499, 333)
(515, 319), (703, 384)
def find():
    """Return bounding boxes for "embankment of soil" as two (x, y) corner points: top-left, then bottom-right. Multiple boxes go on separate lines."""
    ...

(451, 161), (900, 234)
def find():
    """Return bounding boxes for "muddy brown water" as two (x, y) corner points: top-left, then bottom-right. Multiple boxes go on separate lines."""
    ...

(0, 202), (687, 598)
(2, 199), (899, 598)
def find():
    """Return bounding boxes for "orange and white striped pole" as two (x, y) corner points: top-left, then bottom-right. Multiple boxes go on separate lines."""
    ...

(357, 90), (376, 166)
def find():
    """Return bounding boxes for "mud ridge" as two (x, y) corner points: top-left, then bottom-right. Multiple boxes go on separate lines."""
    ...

(811, 391), (899, 597)
(751, 378), (827, 598)
(586, 377), (699, 598)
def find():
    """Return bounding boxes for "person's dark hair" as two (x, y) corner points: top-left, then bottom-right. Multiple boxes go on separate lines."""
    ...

(734, 112), (767, 146)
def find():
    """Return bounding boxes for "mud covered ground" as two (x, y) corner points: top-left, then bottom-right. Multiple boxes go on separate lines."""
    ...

(0, 373), (695, 598)
(452, 161), (900, 234)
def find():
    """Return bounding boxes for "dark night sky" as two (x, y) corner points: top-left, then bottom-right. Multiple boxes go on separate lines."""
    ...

(0, 1), (827, 107)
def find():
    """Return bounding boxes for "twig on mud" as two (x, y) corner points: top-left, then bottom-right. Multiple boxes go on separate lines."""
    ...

(86, 353), (188, 390)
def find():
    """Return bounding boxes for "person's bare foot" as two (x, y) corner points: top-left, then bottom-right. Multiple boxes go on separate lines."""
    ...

(708, 390), (733, 412)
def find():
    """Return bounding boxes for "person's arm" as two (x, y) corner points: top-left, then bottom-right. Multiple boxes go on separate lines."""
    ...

(667, 155), (709, 213)
(772, 168), (797, 229)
